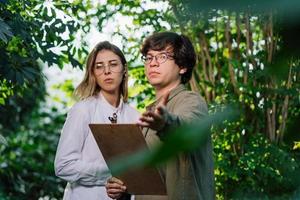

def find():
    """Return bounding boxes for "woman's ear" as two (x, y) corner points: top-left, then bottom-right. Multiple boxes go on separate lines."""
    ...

(123, 64), (127, 75)
(179, 67), (187, 74)
(123, 70), (127, 78)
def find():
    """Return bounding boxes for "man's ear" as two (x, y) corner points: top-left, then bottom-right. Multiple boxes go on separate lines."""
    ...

(179, 67), (187, 74)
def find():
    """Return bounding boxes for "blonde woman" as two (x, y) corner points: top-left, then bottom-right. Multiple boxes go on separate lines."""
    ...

(55, 41), (139, 200)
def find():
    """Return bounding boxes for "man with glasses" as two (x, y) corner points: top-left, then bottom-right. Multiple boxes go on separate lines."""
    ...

(137, 32), (215, 200)
(106, 32), (215, 200)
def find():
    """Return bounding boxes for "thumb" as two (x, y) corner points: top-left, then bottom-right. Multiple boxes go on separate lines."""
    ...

(158, 92), (169, 107)
(155, 92), (169, 114)
(156, 105), (166, 115)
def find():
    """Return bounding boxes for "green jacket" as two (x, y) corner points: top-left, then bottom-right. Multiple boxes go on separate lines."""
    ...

(136, 84), (215, 200)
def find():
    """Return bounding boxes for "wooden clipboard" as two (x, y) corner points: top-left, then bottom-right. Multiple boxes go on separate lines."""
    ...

(89, 124), (166, 195)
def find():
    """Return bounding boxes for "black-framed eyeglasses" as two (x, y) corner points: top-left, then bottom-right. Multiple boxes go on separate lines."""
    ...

(94, 61), (123, 75)
(141, 53), (174, 64)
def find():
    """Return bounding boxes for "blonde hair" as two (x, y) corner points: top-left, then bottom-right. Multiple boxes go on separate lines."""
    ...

(74, 41), (128, 102)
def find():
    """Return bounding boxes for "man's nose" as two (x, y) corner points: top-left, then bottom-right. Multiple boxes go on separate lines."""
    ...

(149, 56), (159, 67)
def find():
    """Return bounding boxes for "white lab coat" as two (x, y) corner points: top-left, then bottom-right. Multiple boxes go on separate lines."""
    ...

(54, 93), (140, 200)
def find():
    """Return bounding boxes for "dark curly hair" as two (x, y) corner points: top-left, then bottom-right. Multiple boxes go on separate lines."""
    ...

(141, 32), (196, 84)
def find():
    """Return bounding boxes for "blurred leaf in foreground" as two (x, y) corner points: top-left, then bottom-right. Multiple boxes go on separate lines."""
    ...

(109, 105), (239, 176)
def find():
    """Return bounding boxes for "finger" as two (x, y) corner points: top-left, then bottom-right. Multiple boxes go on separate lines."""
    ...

(139, 115), (155, 123)
(154, 106), (166, 116)
(108, 193), (122, 199)
(138, 125), (143, 131)
(153, 107), (167, 118)
(147, 111), (163, 121)
(155, 101), (167, 115)
(137, 120), (151, 127)
(161, 92), (169, 106)
(106, 182), (126, 190)
(108, 177), (124, 185)
(107, 187), (126, 194)
(157, 92), (170, 108)
(142, 111), (151, 117)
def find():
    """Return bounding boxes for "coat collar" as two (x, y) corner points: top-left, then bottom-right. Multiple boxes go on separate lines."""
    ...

(146, 84), (186, 111)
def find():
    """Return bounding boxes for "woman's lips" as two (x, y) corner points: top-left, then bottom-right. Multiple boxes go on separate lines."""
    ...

(104, 78), (113, 83)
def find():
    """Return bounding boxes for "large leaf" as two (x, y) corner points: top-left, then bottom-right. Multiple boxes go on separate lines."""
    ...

(109, 106), (239, 176)
(0, 18), (13, 43)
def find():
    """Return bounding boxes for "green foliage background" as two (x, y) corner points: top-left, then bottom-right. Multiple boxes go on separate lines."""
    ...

(0, 0), (299, 199)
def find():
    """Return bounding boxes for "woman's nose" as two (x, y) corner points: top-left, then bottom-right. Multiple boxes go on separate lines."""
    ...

(104, 65), (111, 74)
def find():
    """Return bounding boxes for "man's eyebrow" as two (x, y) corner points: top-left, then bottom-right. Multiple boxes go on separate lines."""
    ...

(147, 51), (169, 55)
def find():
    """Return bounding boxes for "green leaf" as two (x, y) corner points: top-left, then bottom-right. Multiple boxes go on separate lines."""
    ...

(0, 18), (13, 43)
(0, 97), (5, 105)
(109, 106), (239, 176)
(0, 134), (8, 146)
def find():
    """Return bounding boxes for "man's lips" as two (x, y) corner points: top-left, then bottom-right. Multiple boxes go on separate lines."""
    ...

(148, 71), (160, 77)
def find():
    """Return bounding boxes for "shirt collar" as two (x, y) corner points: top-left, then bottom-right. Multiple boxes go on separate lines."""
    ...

(99, 91), (124, 113)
